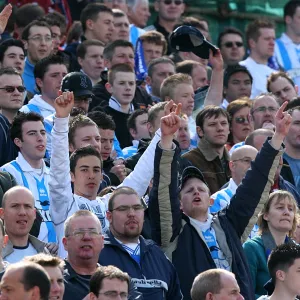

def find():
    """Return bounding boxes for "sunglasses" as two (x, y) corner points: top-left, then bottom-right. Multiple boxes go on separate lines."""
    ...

(223, 41), (243, 48)
(162, 0), (184, 5)
(235, 116), (250, 124)
(0, 86), (26, 93)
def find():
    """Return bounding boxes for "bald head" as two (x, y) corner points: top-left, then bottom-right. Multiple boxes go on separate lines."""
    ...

(230, 145), (258, 185)
(2, 186), (34, 208)
(245, 128), (274, 151)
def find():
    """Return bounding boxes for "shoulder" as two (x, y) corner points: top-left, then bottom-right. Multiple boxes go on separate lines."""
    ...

(243, 236), (264, 250)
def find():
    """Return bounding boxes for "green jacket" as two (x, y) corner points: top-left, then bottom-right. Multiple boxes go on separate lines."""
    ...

(243, 236), (269, 299)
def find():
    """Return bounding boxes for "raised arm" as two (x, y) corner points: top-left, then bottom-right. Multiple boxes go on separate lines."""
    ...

(203, 49), (224, 107)
(227, 102), (292, 240)
(49, 92), (75, 226)
(148, 104), (182, 254)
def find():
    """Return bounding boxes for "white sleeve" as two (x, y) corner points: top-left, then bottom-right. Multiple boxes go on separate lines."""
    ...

(49, 116), (75, 226)
(19, 105), (30, 113)
(120, 128), (161, 197)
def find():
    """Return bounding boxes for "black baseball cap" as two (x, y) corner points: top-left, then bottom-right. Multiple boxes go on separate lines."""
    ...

(170, 25), (218, 59)
(61, 72), (94, 98)
(179, 166), (208, 191)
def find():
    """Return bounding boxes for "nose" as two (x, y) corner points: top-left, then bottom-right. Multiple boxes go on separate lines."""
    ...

(51, 281), (61, 295)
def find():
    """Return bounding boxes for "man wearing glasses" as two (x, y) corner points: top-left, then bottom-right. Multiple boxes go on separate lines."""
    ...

(251, 94), (279, 130)
(21, 20), (53, 96)
(145, 0), (185, 54)
(218, 27), (245, 67)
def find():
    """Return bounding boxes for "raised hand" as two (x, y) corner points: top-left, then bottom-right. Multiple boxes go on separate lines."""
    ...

(274, 101), (292, 137)
(54, 91), (74, 118)
(161, 103), (182, 137)
(209, 48), (224, 71)
(271, 101), (292, 150)
(0, 4), (12, 36)
(164, 100), (178, 116)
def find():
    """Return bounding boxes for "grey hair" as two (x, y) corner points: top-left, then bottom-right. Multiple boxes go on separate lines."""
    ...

(127, 0), (148, 10)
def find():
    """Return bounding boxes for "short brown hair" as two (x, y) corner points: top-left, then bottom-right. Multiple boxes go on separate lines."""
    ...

(24, 254), (64, 273)
(191, 269), (230, 300)
(108, 186), (140, 212)
(147, 101), (167, 126)
(77, 39), (105, 59)
(267, 71), (295, 92)
(160, 73), (193, 101)
(258, 190), (298, 237)
(140, 31), (167, 55)
(196, 105), (230, 131)
(90, 266), (130, 297)
(246, 19), (275, 48)
(68, 114), (98, 147)
(176, 60), (205, 76)
(108, 63), (135, 85)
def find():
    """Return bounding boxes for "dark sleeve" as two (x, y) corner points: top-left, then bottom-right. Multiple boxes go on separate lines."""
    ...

(132, 87), (152, 109)
(281, 158), (295, 185)
(90, 83), (111, 111)
(226, 139), (281, 238)
(166, 258), (183, 300)
(148, 143), (182, 246)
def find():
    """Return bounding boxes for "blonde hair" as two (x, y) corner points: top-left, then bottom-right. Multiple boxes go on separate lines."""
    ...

(160, 73), (193, 102)
(257, 190), (298, 237)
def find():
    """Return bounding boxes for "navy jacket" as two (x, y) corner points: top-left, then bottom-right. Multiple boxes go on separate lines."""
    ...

(99, 231), (182, 300)
(149, 140), (282, 300)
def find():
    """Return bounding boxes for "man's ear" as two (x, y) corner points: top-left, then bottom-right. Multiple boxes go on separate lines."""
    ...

(22, 40), (28, 50)
(196, 126), (204, 138)
(86, 19), (94, 31)
(104, 59), (111, 69)
(154, 0), (160, 12)
(105, 82), (113, 94)
(35, 78), (43, 91)
(145, 75), (152, 86)
(62, 237), (68, 251)
(106, 211), (112, 223)
(77, 57), (83, 68)
(69, 143), (75, 153)
(295, 85), (298, 94)
(129, 128), (137, 140)
(70, 171), (75, 183)
(14, 138), (22, 149)
(248, 38), (256, 49)
(147, 122), (153, 136)
(0, 208), (4, 220)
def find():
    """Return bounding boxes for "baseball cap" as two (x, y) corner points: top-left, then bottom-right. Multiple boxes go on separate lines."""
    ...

(61, 72), (94, 98)
(170, 25), (218, 59)
(179, 166), (208, 191)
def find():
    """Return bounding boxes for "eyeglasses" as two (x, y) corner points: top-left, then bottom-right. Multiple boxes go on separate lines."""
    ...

(0, 86), (26, 93)
(161, 0), (184, 5)
(110, 204), (145, 213)
(223, 41), (244, 48)
(98, 291), (128, 299)
(252, 106), (278, 113)
(28, 35), (53, 43)
(67, 229), (101, 239)
(234, 116), (250, 124)
(232, 157), (253, 164)
(74, 96), (93, 104)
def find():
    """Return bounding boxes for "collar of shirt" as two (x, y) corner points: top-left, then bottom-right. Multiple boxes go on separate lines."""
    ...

(16, 152), (49, 174)
(109, 96), (134, 113)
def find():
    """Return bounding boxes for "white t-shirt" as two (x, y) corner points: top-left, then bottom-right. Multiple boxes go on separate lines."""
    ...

(5, 243), (38, 264)
(240, 57), (274, 98)
(115, 238), (140, 264)
(190, 214), (230, 270)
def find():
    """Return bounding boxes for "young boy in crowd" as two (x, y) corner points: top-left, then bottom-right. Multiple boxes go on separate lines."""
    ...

(105, 63), (136, 148)
(160, 73), (196, 137)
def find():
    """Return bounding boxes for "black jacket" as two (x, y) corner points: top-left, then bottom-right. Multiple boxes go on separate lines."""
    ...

(149, 140), (282, 300)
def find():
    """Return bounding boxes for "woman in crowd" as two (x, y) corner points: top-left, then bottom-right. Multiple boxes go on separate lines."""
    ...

(243, 190), (298, 299)
(226, 98), (253, 151)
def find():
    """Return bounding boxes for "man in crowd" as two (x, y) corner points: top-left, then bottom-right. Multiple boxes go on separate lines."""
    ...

(267, 71), (298, 105)
(0, 38), (25, 74)
(21, 20), (53, 95)
(251, 93), (279, 130)
(77, 40), (105, 86)
(182, 106), (231, 194)
(0, 261), (51, 300)
(240, 19), (276, 98)
(210, 145), (258, 213)
(222, 65), (252, 109)
(80, 3), (114, 46)
(190, 269), (244, 300)
(149, 100), (290, 299)
(146, 0), (185, 54)
(21, 55), (68, 118)
(0, 68), (25, 167)
(103, 0), (128, 13)
(127, 0), (150, 31)
(62, 210), (104, 300)
(112, 9), (130, 41)
(88, 266), (130, 300)
(218, 27), (245, 67)
(0, 186), (49, 263)
(258, 244), (300, 300)
(91, 40), (152, 111)
(275, 0), (300, 92)
(145, 57), (175, 103)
